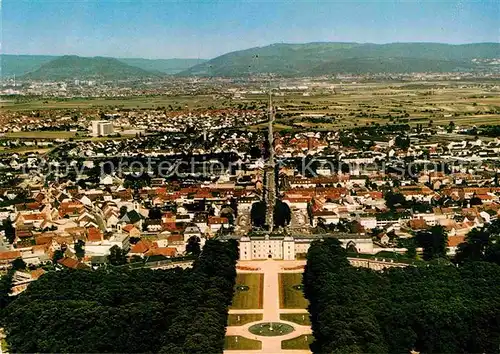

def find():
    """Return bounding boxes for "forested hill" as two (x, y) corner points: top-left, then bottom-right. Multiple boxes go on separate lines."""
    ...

(179, 42), (500, 77)
(0, 55), (56, 78)
(1, 55), (206, 78)
(119, 58), (207, 75)
(21, 55), (161, 81)
(4, 42), (498, 79)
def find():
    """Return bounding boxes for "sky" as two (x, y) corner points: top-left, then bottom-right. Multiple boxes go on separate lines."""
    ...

(2, 0), (499, 59)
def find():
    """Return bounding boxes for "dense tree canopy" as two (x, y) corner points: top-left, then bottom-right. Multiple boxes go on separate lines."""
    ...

(2, 218), (15, 244)
(74, 240), (85, 260)
(250, 201), (266, 228)
(274, 200), (291, 228)
(0, 269), (14, 310)
(3, 240), (238, 354)
(148, 207), (163, 220)
(119, 205), (128, 217)
(455, 219), (500, 265)
(107, 245), (127, 266)
(414, 225), (448, 261)
(186, 236), (201, 256)
(304, 239), (500, 353)
(384, 191), (407, 210)
(11, 257), (26, 271)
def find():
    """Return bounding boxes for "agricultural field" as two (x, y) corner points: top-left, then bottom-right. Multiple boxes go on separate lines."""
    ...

(279, 273), (309, 309)
(244, 81), (500, 131)
(230, 273), (264, 310)
(0, 95), (228, 111)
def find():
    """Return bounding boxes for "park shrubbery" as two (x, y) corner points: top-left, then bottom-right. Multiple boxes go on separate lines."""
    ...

(303, 238), (500, 354)
(2, 239), (238, 353)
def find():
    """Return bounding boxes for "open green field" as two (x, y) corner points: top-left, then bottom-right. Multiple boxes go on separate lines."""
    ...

(4, 131), (76, 139)
(280, 313), (311, 326)
(0, 95), (226, 111)
(0, 146), (51, 155)
(279, 273), (309, 309)
(281, 335), (314, 350)
(227, 313), (263, 326)
(230, 273), (264, 310)
(2, 131), (137, 144)
(224, 336), (262, 350)
(245, 82), (500, 130)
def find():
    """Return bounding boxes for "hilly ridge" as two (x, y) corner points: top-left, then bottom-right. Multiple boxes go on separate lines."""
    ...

(2, 42), (499, 80)
(180, 42), (500, 77)
(119, 58), (207, 75)
(22, 56), (161, 80)
(0, 55), (57, 78)
(0, 55), (206, 78)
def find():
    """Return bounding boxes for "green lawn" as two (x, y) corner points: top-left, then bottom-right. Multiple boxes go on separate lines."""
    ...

(279, 273), (309, 309)
(1, 95), (225, 111)
(230, 273), (263, 309)
(227, 313), (263, 326)
(224, 336), (262, 350)
(281, 335), (314, 350)
(280, 313), (311, 326)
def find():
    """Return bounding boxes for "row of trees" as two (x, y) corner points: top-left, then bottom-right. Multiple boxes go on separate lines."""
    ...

(2, 240), (238, 353)
(303, 238), (500, 353)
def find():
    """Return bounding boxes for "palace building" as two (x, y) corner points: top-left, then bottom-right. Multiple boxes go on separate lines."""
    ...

(223, 233), (374, 261)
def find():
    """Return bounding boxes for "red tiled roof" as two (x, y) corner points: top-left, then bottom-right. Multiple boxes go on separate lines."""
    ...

(30, 268), (45, 280)
(130, 240), (152, 254)
(87, 227), (103, 242)
(58, 201), (84, 217)
(16, 229), (34, 239)
(22, 213), (46, 221)
(409, 218), (429, 230)
(448, 235), (466, 248)
(35, 234), (54, 245)
(145, 247), (177, 257)
(57, 257), (85, 269)
(0, 250), (21, 261)
(16, 202), (42, 211)
(122, 224), (135, 232)
(167, 234), (183, 243)
(477, 194), (495, 200)
(208, 216), (228, 225)
(312, 210), (338, 217)
(283, 197), (311, 203)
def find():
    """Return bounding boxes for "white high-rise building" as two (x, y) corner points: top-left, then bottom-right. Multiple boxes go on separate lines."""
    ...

(91, 120), (114, 137)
